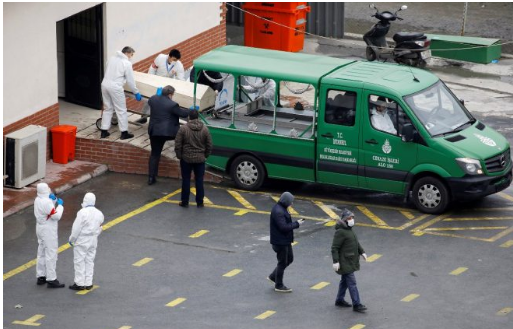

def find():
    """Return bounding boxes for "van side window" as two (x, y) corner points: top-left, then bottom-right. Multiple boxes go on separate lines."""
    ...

(368, 95), (413, 136)
(325, 90), (357, 126)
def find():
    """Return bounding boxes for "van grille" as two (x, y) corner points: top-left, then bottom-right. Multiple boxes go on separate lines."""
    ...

(485, 148), (511, 173)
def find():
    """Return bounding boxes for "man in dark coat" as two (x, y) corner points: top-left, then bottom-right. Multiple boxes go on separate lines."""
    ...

(331, 209), (368, 312)
(147, 85), (189, 185)
(268, 192), (304, 292)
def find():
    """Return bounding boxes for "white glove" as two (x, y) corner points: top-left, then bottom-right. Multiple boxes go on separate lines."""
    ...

(362, 253), (368, 261)
(297, 219), (305, 225)
(332, 262), (340, 272)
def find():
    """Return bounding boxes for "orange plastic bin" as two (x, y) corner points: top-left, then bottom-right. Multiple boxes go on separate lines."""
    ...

(243, 2), (310, 52)
(50, 125), (77, 164)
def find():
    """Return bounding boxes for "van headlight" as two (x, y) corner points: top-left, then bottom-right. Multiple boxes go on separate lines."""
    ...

(456, 158), (483, 175)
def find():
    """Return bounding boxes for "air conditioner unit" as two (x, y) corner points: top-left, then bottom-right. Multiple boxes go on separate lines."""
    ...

(4, 125), (47, 188)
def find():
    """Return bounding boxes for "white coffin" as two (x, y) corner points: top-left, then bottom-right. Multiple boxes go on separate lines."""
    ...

(125, 71), (216, 111)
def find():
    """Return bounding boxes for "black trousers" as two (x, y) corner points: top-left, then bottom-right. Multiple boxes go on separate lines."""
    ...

(148, 136), (172, 178)
(269, 244), (294, 288)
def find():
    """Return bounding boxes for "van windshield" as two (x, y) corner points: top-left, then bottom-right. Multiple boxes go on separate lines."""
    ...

(404, 81), (475, 137)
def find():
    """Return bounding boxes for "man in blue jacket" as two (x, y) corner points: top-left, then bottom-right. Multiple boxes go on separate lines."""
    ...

(268, 192), (304, 292)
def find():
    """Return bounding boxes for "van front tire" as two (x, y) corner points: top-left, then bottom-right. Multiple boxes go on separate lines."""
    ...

(230, 155), (265, 191)
(412, 177), (449, 214)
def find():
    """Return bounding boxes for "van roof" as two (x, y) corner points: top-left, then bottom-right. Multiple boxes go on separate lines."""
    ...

(193, 45), (354, 85)
(324, 61), (439, 96)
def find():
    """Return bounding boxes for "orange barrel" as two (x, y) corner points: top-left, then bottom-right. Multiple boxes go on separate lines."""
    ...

(50, 125), (77, 164)
(243, 2), (310, 52)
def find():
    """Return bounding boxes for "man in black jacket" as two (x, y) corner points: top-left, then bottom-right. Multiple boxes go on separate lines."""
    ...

(268, 192), (304, 292)
(147, 85), (189, 185)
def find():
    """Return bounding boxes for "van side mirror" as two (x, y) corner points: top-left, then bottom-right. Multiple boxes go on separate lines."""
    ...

(401, 123), (415, 142)
(459, 99), (465, 106)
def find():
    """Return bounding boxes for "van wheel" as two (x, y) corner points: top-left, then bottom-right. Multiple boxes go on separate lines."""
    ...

(230, 155), (265, 191)
(366, 47), (376, 61)
(412, 177), (449, 214)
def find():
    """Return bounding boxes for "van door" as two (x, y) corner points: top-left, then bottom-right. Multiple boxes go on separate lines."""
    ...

(316, 85), (362, 188)
(361, 92), (418, 194)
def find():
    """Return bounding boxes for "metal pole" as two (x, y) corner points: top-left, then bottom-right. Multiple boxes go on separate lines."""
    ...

(461, 2), (468, 36)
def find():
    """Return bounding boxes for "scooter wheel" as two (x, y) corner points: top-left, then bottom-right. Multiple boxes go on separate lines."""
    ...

(366, 47), (376, 61)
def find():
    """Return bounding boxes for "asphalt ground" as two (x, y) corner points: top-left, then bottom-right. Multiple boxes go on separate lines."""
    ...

(3, 172), (513, 329)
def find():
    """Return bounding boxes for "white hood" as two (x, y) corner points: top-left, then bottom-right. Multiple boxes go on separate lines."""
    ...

(82, 192), (96, 208)
(37, 183), (50, 198)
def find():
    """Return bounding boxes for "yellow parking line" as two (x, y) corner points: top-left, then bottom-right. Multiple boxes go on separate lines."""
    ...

(166, 298), (186, 307)
(397, 214), (430, 230)
(189, 230), (209, 238)
(498, 192), (513, 202)
(223, 269), (242, 277)
(3, 190), (181, 281)
(271, 196), (299, 215)
(12, 314), (45, 326)
(357, 206), (388, 227)
(118, 327), (132, 329)
(500, 240), (513, 248)
(496, 307), (513, 316)
(313, 201), (340, 219)
(255, 310), (276, 320)
(76, 285), (99, 295)
(227, 190), (256, 209)
(449, 267), (468, 275)
(444, 217), (513, 221)
(411, 213), (452, 236)
(311, 282), (330, 290)
(489, 226), (513, 242)
(190, 188), (213, 205)
(419, 231), (495, 242)
(132, 258), (153, 267)
(292, 241), (298, 246)
(349, 325), (366, 329)
(424, 226), (508, 231)
(401, 294), (420, 302)
(234, 210), (249, 216)
(366, 254), (382, 263)
(400, 211), (415, 220)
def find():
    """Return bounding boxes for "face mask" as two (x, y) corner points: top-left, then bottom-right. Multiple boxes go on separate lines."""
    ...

(347, 219), (355, 227)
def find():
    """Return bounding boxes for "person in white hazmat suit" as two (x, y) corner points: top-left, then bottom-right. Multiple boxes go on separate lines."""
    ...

(241, 76), (276, 107)
(100, 46), (142, 140)
(34, 183), (65, 288)
(68, 193), (104, 291)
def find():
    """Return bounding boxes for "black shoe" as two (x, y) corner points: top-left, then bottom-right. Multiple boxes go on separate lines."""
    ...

(274, 285), (292, 293)
(179, 202), (189, 208)
(197, 203), (204, 208)
(69, 283), (85, 291)
(148, 176), (156, 185)
(85, 285), (93, 290)
(267, 276), (275, 284)
(353, 304), (367, 313)
(100, 130), (110, 139)
(135, 117), (148, 124)
(37, 276), (47, 285)
(335, 300), (352, 308)
(120, 131), (134, 140)
(47, 279), (65, 288)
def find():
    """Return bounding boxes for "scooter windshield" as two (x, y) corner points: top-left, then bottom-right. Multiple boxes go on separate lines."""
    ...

(404, 81), (474, 137)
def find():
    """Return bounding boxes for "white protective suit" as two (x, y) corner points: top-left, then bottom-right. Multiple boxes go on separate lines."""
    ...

(148, 54), (185, 80)
(69, 193), (104, 287)
(101, 51), (139, 132)
(35, 183), (64, 281)
(242, 77), (276, 107)
(371, 108), (397, 135)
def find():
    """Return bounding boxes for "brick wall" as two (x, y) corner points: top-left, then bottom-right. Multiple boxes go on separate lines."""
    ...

(3, 103), (60, 161)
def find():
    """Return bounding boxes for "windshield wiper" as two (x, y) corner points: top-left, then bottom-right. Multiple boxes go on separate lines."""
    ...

(452, 118), (476, 133)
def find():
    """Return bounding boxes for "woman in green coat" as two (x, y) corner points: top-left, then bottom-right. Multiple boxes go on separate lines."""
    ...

(331, 209), (368, 313)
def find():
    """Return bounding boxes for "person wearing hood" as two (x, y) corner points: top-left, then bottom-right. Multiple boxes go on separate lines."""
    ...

(34, 183), (65, 288)
(331, 209), (368, 312)
(100, 46), (142, 140)
(268, 192), (304, 293)
(146, 85), (189, 185)
(174, 109), (213, 207)
(68, 193), (104, 290)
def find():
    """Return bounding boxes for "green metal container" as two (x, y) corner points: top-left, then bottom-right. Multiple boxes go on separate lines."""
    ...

(426, 34), (501, 64)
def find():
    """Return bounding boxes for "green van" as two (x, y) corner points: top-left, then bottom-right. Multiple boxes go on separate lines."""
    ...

(192, 46), (512, 214)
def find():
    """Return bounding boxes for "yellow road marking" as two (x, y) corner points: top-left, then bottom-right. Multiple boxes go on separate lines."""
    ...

(496, 307), (513, 316)
(444, 217), (513, 221)
(401, 294), (420, 302)
(132, 258), (153, 267)
(76, 285), (99, 295)
(313, 201), (340, 220)
(500, 240), (513, 248)
(234, 210), (249, 216)
(324, 220), (336, 227)
(190, 188), (213, 205)
(189, 230), (209, 238)
(12, 314), (45, 326)
(223, 269), (242, 277)
(424, 226), (508, 231)
(450, 267), (468, 275)
(166, 298), (186, 307)
(227, 190), (256, 209)
(254, 310), (276, 320)
(118, 327), (132, 329)
(271, 196), (299, 215)
(349, 325), (366, 329)
(400, 211), (415, 220)
(396, 214), (430, 230)
(357, 206), (388, 226)
(411, 213), (452, 236)
(366, 254), (382, 263)
(291, 241), (298, 246)
(473, 206), (513, 212)
(489, 226), (513, 242)
(3, 190), (181, 281)
(311, 281), (330, 290)
(498, 192), (513, 202)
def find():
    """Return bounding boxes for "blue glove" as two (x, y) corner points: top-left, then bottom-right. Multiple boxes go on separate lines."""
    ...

(49, 193), (57, 201)
(156, 87), (163, 96)
(57, 198), (64, 206)
(69, 241), (74, 247)
(135, 93), (142, 101)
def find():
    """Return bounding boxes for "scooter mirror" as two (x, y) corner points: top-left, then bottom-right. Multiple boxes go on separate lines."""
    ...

(369, 4), (376, 9)
(401, 5), (408, 10)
